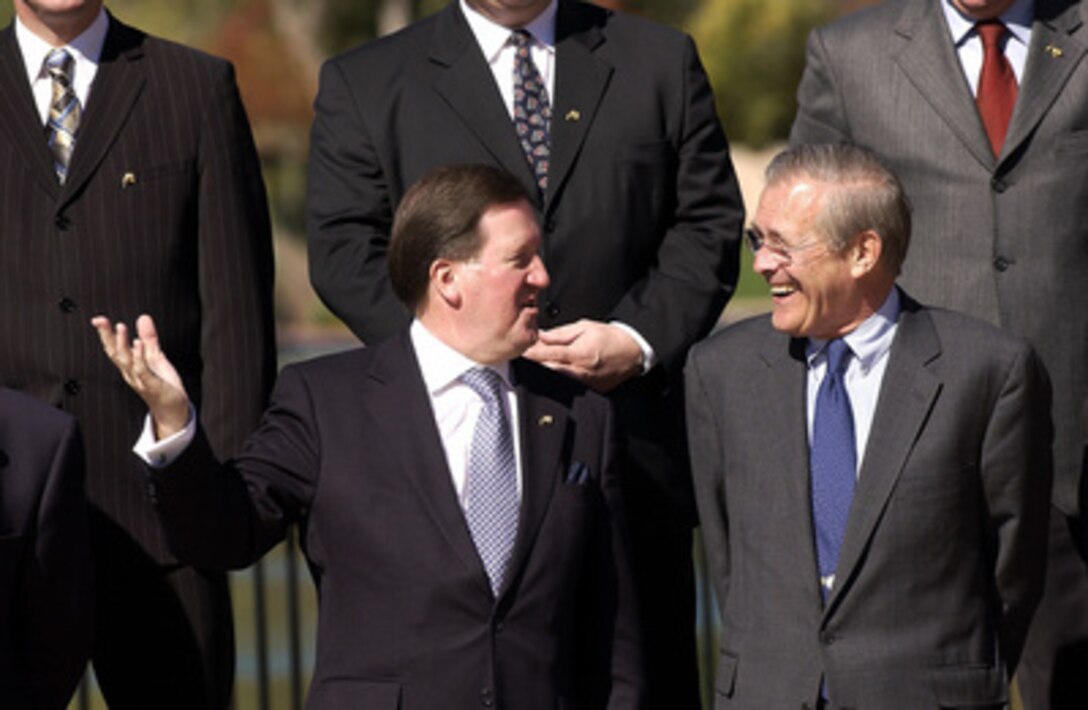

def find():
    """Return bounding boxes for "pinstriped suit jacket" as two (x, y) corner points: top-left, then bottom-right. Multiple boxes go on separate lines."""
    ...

(790, 0), (1088, 517)
(0, 14), (275, 562)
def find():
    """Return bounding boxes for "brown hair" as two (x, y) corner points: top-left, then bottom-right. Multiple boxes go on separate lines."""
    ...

(388, 164), (533, 310)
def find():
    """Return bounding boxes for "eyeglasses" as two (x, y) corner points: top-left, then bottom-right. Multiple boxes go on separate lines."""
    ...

(744, 227), (824, 264)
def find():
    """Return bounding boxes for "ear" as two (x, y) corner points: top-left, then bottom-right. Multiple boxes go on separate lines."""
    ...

(849, 229), (883, 278)
(430, 258), (463, 308)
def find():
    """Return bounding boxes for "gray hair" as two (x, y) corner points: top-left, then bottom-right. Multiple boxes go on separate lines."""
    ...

(765, 144), (912, 275)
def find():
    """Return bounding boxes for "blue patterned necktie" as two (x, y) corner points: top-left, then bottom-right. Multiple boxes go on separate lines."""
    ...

(462, 367), (520, 596)
(511, 30), (551, 193)
(810, 338), (857, 602)
(45, 48), (82, 184)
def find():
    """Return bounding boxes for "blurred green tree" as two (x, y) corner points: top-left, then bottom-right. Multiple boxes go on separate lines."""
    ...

(688, 0), (834, 147)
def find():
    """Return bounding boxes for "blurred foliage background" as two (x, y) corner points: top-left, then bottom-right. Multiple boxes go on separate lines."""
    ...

(0, 0), (878, 318)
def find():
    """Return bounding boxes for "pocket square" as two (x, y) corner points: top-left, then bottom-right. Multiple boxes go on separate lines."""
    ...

(564, 461), (592, 485)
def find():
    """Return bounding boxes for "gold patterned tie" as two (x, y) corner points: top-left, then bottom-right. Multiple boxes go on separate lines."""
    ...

(45, 49), (81, 183)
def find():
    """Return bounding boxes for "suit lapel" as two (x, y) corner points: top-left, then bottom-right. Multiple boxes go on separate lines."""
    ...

(759, 333), (824, 605)
(60, 15), (146, 208)
(1002, 0), (1087, 160)
(0, 24), (62, 198)
(826, 299), (942, 615)
(892, 1), (997, 169)
(364, 333), (494, 597)
(429, 6), (537, 191)
(499, 360), (567, 599)
(545, 1), (612, 212)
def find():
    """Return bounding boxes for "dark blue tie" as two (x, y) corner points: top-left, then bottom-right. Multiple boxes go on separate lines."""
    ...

(511, 30), (551, 193)
(810, 338), (856, 601)
(462, 367), (520, 596)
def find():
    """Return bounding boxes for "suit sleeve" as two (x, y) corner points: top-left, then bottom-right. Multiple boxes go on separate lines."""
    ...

(981, 344), (1053, 672)
(789, 26), (853, 146)
(306, 58), (411, 344)
(151, 366), (319, 570)
(196, 62), (277, 460)
(24, 416), (93, 710)
(684, 347), (731, 608)
(608, 37), (743, 372)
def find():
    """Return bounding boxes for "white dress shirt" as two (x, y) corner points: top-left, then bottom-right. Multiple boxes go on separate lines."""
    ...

(460, 0), (557, 118)
(942, 0), (1034, 96)
(15, 8), (109, 125)
(136, 320), (525, 508)
(805, 288), (901, 478)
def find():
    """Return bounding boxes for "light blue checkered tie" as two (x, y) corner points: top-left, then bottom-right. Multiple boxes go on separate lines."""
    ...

(810, 338), (856, 602)
(45, 48), (81, 184)
(462, 367), (519, 596)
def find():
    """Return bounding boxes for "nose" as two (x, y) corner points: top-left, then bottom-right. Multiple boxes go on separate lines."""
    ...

(529, 255), (550, 288)
(752, 243), (779, 277)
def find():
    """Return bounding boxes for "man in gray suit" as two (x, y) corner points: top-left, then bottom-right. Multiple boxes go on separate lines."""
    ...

(687, 144), (1053, 708)
(790, 2), (1088, 705)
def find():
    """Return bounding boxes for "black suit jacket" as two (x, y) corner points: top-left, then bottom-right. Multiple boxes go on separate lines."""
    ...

(686, 294), (1053, 707)
(0, 15), (276, 561)
(307, 0), (744, 522)
(148, 333), (644, 709)
(0, 388), (92, 710)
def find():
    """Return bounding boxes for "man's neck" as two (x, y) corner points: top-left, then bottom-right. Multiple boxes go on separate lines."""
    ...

(14, 1), (102, 46)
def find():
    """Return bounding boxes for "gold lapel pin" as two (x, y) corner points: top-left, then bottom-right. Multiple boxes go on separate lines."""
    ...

(1045, 44), (1063, 58)
(538, 414), (554, 427)
(564, 109), (581, 122)
(121, 172), (137, 188)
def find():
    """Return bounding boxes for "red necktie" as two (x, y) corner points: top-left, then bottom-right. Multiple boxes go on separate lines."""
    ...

(975, 20), (1018, 156)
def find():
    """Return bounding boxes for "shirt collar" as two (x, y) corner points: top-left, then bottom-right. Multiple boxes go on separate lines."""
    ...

(16, 7), (109, 84)
(460, 0), (558, 63)
(942, 0), (1034, 47)
(806, 287), (901, 372)
(410, 319), (513, 396)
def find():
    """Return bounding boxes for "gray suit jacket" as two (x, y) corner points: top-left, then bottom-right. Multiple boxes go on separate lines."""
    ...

(686, 295), (1052, 708)
(790, 0), (1088, 517)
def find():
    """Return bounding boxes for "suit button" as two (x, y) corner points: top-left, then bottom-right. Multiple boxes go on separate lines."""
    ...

(494, 621), (505, 633)
(59, 297), (77, 313)
(64, 379), (81, 395)
(544, 217), (557, 232)
(55, 214), (71, 230)
(820, 632), (836, 645)
(990, 177), (1007, 193)
(545, 302), (560, 318)
(993, 256), (1010, 272)
(480, 688), (494, 707)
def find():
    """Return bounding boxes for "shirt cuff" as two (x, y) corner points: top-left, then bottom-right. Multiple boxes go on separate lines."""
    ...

(132, 404), (197, 469)
(610, 321), (656, 374)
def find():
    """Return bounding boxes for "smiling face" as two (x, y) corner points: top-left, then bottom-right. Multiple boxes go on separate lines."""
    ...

(441, 199), (549, 363)
(752, 178), (870, 340)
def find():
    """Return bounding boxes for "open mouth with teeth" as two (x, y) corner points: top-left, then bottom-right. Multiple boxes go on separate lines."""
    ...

(770, 284), (797, 297)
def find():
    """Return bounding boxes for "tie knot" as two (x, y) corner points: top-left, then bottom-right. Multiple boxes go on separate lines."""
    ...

(45, 48), (74, 79)
(824, 339), (852, 376)
(510, 29), (533, 49)
(462, 367), (505, 404)
(976, 20), (1008, 48)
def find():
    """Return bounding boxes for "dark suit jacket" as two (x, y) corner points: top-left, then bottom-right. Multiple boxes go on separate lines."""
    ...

(790, 0), (1088, 517)
(0, 388), (92, 710)
(0, 15), (276, 562)
(686, 295), (1053, 708)
(307, 0), (744, 522)
(147, 332), (644, 709)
